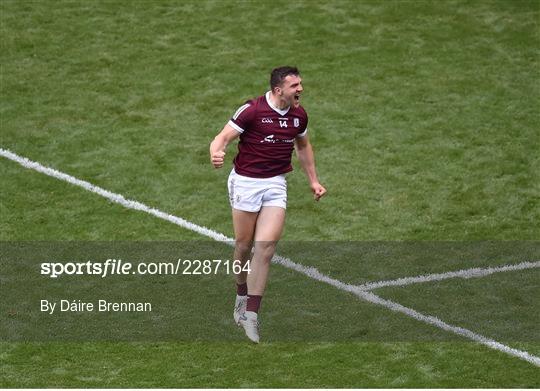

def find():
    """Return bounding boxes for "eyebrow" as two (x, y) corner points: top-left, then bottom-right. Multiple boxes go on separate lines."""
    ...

(289, 80), (302, 87)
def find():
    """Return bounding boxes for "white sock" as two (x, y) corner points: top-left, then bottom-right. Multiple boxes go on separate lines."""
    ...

(244, 310), (257, 320)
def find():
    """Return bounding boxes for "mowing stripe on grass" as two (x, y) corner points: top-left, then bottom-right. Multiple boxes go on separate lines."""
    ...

(356, 261), (540, 291)
(2, 147), (539, 367)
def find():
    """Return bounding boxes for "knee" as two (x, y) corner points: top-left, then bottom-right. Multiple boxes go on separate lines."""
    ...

(235, 240), (253, 256)
(254, 241), (277, 261)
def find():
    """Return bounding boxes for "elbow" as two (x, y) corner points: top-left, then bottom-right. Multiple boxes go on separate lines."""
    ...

(295, 141), (307, 152)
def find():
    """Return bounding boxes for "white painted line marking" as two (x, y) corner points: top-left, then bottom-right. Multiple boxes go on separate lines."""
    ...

(355, 290), (540, 367)
(2, 147), (539, 367)
(273, 253), (540, 366)
(357, 261), (540, 291)
(0, 148), (230, 243)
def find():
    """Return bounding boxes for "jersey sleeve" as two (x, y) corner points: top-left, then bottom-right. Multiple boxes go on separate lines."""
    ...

(228, 101), (255, 134)
(296, 110), (309, 138)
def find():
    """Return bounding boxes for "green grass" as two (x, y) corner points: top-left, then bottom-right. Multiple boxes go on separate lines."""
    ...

(1, 0), (539, 388)
(1, 342), (538, 388)
(377, 268), (540, 353)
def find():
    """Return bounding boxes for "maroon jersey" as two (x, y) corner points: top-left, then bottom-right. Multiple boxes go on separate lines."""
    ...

(228, 91), (308, 178)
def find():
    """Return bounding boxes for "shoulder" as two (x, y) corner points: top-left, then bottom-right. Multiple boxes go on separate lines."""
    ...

(233, 95), (264, 115)
(292, 104), (308, 120)
(241, 94), (266, 108)
(232, 97), (255, 119)
(230, 95), (266, 133)
(251, 94), (267, 110)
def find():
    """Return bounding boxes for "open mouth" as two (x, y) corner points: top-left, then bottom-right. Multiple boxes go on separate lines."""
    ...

(293, 94), (300, 106)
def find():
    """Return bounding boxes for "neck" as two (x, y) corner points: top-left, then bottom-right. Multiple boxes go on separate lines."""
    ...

(269, 91), (289, 110)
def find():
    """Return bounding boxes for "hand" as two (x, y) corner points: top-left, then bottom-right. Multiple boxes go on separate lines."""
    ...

(311, 182), (327, 201)
(211, 150), (225, 169)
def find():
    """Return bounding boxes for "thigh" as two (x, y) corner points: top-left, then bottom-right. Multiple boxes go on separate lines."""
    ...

(253, 206), (286, 242)
(232, 208), (259, 242)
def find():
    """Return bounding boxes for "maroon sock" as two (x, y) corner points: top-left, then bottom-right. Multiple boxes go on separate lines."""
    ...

(246, 295), (262, 313)
(236, 283), (248, 296)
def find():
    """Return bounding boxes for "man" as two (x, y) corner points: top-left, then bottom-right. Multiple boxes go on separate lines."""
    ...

(209, 66), (326, 343)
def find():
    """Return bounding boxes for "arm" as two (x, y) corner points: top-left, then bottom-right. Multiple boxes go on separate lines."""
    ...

(294, 134), (327, 201)
(209, 123), (241, 169)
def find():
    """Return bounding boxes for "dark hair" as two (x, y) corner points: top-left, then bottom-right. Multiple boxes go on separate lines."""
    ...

(270, 66), (300, 91)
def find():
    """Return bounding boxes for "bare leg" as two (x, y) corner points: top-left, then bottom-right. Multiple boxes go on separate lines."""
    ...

(231, 209), (258, 284)
(247, 206), (286, 296)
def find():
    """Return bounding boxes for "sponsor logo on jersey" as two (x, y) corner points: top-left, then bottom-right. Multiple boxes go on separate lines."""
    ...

(261, 135), (276, 143)
(260, 134), (294, 144)
(262, 118), (273, 123)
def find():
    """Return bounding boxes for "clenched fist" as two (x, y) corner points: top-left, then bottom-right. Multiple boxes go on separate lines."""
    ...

(211, 150), (226, 169)
(311, 182), (327, 201)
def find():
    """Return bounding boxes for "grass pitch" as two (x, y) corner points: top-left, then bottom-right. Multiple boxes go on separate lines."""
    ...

(1, 0), (539, 388)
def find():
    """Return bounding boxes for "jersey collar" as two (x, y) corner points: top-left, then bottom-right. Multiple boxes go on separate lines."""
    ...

(265, 91), (290, 116)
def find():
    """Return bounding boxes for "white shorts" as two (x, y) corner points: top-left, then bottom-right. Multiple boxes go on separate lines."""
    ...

(227, 169), (287, 212)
